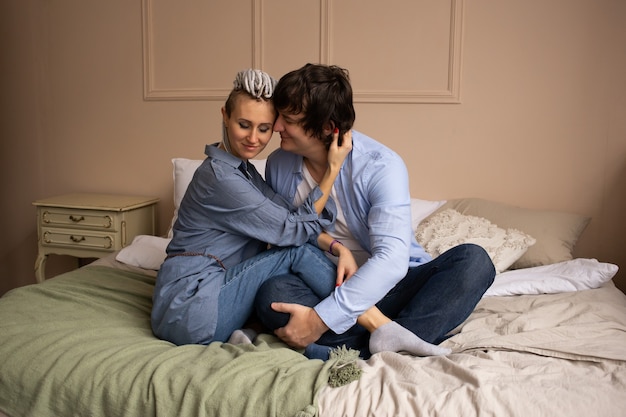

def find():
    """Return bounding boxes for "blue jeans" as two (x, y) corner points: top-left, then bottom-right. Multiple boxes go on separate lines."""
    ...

(213, 243), (337, 342)
(254, 243), (496, 357)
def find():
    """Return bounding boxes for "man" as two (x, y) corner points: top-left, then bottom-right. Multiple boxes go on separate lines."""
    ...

(255, 63), (495, 358)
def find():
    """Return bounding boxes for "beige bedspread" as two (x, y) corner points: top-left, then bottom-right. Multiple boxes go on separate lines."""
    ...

(318, 283), (626, 417)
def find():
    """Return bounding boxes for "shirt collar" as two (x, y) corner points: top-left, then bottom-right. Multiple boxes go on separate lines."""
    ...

(205, 143), (245, 171)
(205, 143), (254, 180)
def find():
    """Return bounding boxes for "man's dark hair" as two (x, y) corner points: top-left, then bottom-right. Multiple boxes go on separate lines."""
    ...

(273, 64), (356, 148)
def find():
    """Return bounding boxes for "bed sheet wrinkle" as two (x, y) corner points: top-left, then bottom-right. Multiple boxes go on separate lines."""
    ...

(445, 284), (626, 362)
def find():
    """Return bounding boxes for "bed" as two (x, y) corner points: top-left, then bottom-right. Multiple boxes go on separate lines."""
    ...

(1, 158), (625, 417)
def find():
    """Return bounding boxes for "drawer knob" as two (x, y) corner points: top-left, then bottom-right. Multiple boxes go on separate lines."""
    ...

(69, 215), (85, 223)
(70, 235), (86, 243)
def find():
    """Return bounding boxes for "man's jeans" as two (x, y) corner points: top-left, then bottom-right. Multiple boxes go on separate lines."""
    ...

(254, 243), (496, 357)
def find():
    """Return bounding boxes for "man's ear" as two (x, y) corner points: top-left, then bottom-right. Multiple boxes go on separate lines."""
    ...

(322, 121), (335, 136)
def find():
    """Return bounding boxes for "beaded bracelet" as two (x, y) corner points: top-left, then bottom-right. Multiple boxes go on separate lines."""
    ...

(328, 239), (343, 256)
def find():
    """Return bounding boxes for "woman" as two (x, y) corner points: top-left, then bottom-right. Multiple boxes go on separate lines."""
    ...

(151, 69), (352, 347)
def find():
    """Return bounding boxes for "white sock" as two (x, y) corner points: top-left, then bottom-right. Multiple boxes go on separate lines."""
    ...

(369, 322), (451, 356)
(227, 328), (257, 345)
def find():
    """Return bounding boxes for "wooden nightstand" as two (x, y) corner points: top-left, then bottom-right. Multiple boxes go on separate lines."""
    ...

(33, 193), (159, 282)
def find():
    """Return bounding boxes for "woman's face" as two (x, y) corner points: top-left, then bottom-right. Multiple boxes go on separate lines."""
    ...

(222, 96), (276, 160)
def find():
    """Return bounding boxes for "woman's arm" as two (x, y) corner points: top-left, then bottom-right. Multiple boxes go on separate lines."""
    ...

(178, 130), (351, 250)
(317, 232), (358, 287)
(313, 129), (352, 214)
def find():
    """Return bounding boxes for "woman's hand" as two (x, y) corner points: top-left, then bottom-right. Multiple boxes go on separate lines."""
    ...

(335, 244), (358, 287)
(327, 128), (352, 173)
(312, 129), (352, 216)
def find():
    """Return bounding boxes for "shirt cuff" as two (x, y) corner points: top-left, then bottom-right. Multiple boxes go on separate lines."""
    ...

(310, 187), (337, 224)
(313, 292), (357, 334)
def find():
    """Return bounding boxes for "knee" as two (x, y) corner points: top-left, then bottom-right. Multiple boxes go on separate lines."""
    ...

(256, 273), (301, 301)
(254, 274), (298, 330)
(453, 243), (496, 288)
(254, 275), (287, 313)
(471, 243), (496, 284)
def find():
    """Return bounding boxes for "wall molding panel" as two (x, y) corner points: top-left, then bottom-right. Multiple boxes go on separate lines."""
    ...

(142, 0), (262, 101)
(142, 0), (464, 103)
(326, 0), (464, 103)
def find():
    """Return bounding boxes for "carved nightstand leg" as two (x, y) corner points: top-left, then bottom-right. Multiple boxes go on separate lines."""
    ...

(34, 254), (48, 283)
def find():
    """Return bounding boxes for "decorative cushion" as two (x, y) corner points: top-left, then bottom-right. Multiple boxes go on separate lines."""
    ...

(416, 209), (536, 273)
(435, 198), (590, 269)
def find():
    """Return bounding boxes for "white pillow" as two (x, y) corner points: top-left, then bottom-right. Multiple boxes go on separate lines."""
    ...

(484, 258), (619, 296)
(115, 235), (171, 270)
(169, 158), (203, 238)
(415, 209), (536, 273)
(410, 198), (446, 232)
(168, 158), (267, 238)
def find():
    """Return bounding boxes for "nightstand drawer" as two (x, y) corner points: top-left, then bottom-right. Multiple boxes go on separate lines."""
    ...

(41, 209), (116, 231)
(41, 228), (115, 252)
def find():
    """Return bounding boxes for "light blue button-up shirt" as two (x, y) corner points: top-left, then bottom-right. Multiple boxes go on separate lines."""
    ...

(266, 131), (432, 333)
(151, 144), (336, 344)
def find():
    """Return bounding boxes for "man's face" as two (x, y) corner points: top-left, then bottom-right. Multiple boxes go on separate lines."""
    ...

(273, 111), (324, 157)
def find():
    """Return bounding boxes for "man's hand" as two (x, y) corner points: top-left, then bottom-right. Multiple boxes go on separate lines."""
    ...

(271, 302), (329, 348)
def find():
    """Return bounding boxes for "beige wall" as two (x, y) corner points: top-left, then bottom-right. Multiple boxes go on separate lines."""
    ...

(1, 0), (625, 295)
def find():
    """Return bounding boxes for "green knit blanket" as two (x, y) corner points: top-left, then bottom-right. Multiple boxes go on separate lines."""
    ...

(0, 266), (360, 417)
